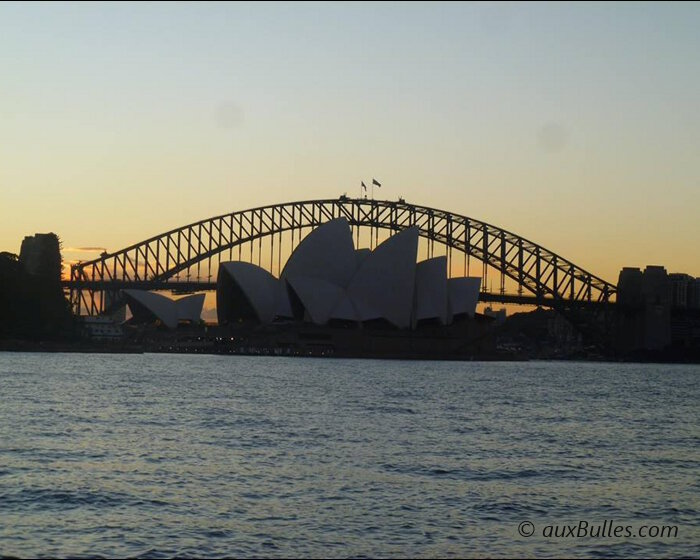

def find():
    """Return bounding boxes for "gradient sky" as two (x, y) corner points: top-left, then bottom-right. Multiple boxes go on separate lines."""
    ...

(1, 1), (699, 284)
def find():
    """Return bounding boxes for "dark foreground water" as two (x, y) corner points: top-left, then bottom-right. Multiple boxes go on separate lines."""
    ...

(0, 354), (698, 558)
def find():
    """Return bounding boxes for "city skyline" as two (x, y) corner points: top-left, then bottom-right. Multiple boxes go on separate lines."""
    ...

(1, 2), (699, 284)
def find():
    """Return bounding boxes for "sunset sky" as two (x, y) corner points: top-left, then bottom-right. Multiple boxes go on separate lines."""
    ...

(1, 1), (699, 285)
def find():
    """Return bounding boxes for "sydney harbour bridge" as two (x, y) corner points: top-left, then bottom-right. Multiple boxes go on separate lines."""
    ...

(64, 197), (617, 320)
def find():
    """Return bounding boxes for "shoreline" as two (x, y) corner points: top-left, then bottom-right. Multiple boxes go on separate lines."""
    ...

(1, 340), (699, 364)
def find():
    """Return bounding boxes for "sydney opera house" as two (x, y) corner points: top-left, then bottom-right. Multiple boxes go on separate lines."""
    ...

(122, 290), (206, 330)
(216, 218), (480, 329)
(121, 218), (491, 357)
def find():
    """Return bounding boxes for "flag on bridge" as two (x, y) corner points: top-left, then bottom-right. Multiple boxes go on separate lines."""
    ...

(372, 178), (381, 187)
(361, 181), (367, 191)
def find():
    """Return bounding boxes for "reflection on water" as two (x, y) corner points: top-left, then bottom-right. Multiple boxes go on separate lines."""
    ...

(0, 354), (698, 558)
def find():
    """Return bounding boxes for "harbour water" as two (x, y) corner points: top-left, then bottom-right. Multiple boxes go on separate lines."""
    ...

(0, 353), (698, 558)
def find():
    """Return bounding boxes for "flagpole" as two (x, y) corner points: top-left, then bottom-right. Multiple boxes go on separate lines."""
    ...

(371, 178), (381, 201)
(369, 177), (380, 248)
(371, 179), (374, 249)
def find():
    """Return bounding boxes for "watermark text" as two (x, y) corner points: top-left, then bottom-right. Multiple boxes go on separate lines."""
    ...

(517, 520), (679, 539)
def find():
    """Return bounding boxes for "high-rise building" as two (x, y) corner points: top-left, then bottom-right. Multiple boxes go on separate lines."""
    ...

(19, 233), (62, 280)
(669, 273), (694, 309)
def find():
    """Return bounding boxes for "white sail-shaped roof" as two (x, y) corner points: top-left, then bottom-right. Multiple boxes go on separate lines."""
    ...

(354, 248), (371, 268)
(274, 281), (293, 318)
(212, 221), (483, 330)
(175, 293), (205, 323)
(329, 292), (360, 322)
(286, 275), (345, 325)
(123, 289), (179, 329)
(281, 218), (357, 287)
(345, 227), (419, 329)
(448, 277), (481, 319)
(218, 262), (282, 324)
(414, 257), (448, 325)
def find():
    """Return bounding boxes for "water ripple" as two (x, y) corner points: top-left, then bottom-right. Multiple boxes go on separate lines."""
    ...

(0, 355), (698, 558)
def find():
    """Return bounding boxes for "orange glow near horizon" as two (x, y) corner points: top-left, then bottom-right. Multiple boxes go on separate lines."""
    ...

(2, 4), (699, 286)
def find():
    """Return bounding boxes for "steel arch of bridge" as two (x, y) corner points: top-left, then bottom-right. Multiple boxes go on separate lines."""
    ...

(68, 197), (617, 316)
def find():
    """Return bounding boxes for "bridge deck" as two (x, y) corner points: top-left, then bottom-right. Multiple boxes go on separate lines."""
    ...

(62, 280), (613, 309)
